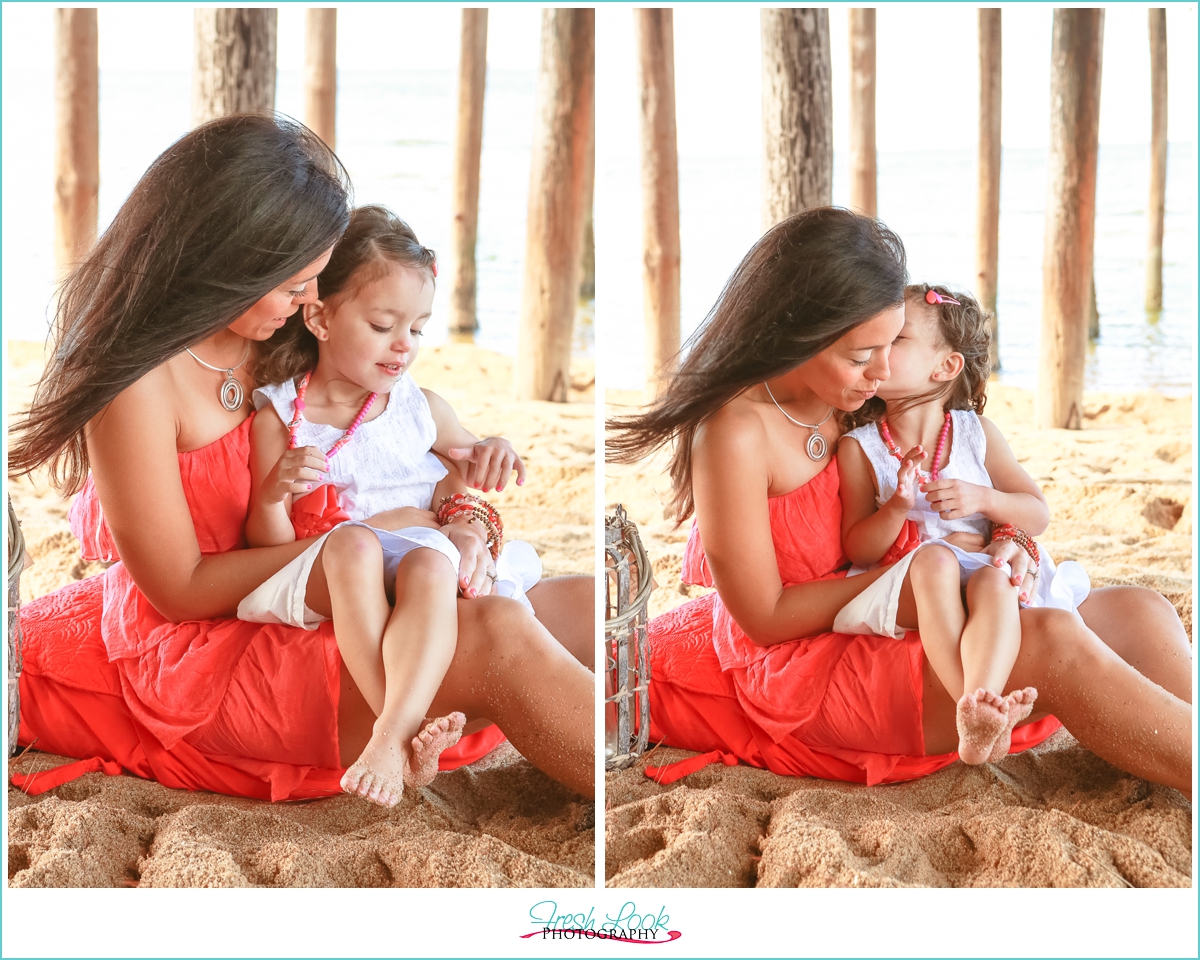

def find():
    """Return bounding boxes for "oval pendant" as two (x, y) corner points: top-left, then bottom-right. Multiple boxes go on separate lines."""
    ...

(806, 431), (828, 461)
(220, 374), (245, 412)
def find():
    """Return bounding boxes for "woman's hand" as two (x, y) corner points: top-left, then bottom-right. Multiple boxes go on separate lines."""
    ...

(920, 477), (990, 521)
(982, 536), (1039, 602)
(361, 506), (438, 531)
(259, 445), (328, 504)
(441, 517), (496, 599)
(447, 437), (527, 493)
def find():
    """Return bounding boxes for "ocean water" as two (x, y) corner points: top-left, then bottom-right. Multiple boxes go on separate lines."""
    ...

(598, 143), (1195, 395)
(1, 67), (594, 359)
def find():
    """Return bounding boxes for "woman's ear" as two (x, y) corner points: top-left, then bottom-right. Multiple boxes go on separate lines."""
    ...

(303, 300), (330, 341)
(933, 351), (965, 382)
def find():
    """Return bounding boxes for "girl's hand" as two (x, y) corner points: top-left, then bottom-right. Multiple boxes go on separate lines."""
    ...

(885, 445), (923, 513)
(920, 478), (989, 520)
(260, 445), (327, 504)
(982, 536), (1039, 601)
(440, 517), (495, 599)
(447, 437), (527, 493)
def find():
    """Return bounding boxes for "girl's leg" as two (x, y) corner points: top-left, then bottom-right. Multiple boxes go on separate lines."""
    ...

(341, 547), (462, 805)
(350, 591), (594, 796)
(921, 594), (1192, 795)
(898, 545), (967, 698)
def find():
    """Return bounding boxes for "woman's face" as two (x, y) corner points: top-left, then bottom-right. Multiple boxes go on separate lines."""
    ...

(228, 247), (335, 340)
(796, 304), (905, 410)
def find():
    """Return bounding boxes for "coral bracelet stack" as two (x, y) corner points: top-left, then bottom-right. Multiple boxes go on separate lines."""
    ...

(437, 493), (503, 560)
(991, 524), (1040, 565)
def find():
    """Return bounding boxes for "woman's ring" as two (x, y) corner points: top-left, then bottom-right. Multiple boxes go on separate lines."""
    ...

(486, 571), (498, 583)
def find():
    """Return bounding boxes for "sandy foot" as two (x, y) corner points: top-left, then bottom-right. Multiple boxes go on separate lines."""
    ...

(340, 712), (466, 807)
(956, 689), (1010, 765)
(987, 687), (1039, 763)
(405, 712), (467, 789)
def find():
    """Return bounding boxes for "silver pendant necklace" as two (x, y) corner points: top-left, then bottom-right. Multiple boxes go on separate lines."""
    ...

(763, 381), (833, 461)
(186, 343), (250, 412)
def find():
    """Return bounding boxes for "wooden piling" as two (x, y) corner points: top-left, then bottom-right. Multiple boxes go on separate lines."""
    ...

(579, 101), (595, 300)
(192, 8), (278, 126)
(976, 8), (1001, 372)
(1145, 8), (1167, 313)
(847, 8), (877, 217)
(515, 9), (594, 402)
(761, 8), (832, 227)
(54, 8), (99, 278)
(449, 9), (488, 336)
(304, 9), (337, 150)
(1036, 9), (1104, 430)
(636, 8), (681, 399)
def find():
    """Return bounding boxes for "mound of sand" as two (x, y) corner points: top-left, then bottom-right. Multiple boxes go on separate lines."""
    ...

(7, 340), (595, 888)
(605, 383), (1192, 888)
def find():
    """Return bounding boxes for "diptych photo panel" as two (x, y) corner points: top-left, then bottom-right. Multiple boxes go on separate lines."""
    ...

(2, 0), (1197, 956)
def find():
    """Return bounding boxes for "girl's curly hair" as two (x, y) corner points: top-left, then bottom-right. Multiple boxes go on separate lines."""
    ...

(845, 283), (991, 430)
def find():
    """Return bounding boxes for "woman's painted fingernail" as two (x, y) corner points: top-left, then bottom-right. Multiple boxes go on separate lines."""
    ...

(469, 588), (478, 598)
(1013, 574), (1023, 584)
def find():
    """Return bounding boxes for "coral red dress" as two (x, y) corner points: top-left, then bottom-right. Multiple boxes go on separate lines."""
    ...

(16, 416), (503, 802)
(647, 458), (1060, 786)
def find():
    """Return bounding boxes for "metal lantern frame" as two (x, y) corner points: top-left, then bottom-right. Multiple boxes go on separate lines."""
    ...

(8, 499), (26, 757)
(604, 504), (653, 770)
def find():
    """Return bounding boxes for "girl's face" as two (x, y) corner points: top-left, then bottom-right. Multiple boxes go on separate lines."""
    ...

(305, 263), (435, 393)
(875, 299), (961, 401)
(229, 247), (334, 340)
(791, 304), (905, 411)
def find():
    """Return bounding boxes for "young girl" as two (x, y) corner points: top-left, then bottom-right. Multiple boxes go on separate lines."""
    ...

(239, 205), (541, 807)
(835, 284), (1090, 765)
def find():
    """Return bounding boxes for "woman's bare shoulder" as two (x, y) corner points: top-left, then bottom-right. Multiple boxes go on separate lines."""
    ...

(693, 394), (769, 472)
(93, 357), (181, 439)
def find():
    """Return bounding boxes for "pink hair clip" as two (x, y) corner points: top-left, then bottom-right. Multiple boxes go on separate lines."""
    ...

(925, 288), (961, 306)
(431, 260), (438, 278)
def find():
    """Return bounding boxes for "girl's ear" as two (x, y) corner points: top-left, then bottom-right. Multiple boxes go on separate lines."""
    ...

(933, 351), (965, 382)
(303, 299), (330, 342)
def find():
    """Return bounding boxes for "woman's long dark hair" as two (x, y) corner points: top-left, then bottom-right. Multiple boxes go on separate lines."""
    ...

(607, 206), (907, 521)
(249, 204), (436, 388)
(8, 113), (352, 494)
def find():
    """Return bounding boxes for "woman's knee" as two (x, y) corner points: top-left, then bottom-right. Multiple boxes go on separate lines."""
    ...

(456, 595), (538, 659)
(1018, 607), (1097, 671)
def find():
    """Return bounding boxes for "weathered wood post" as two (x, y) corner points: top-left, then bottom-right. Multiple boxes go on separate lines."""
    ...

(1145, 8), (1168, 314)
(579, 102), (595, 300)
(761, 8), (832, 227)
(1036, 9), (1104, 430)
(636, 8), (681, 399)
(193, 8), (278, 126)
(54, 8), (99, 278)
(976, 8), (1002, 372)
(304, 8), (336, 149)
(515, 9), (594, 402)
(449, 9), (488, 336)
(848, 8), (877, 217)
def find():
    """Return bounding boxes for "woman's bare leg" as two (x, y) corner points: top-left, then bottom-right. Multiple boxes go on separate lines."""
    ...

(525, 575), (595, 670)
(341, 548), (463, 805)
(922, 596), (1192, 794)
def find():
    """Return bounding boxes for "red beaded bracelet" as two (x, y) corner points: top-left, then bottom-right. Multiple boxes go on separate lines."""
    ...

(437, 493), (503, 560)
(991, 524), (1040, 565)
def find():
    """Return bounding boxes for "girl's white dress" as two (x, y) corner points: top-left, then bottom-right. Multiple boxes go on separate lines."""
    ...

(237, 374), (541, 629)
(832, 409), (1089, 638)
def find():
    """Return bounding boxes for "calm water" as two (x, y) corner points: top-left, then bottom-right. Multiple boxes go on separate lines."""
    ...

(599, 143), (1195, 395)
(1, 67), (594, 359)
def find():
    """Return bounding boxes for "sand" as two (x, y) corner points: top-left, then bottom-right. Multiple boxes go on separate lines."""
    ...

(6, 339), (595, 888)
(605, 384), (1193, 888)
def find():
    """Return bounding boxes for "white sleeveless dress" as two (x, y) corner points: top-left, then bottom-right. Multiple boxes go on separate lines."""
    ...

(833, 410), (1090, 639)
(237, 374), (541, 629)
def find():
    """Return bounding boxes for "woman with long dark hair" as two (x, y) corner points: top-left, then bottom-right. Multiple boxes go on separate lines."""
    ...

(609, 207), (1191, 794)
(10, 115), (594, 800)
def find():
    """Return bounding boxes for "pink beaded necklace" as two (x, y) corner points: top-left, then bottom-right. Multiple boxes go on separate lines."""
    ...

(878, 411), (952, 482)
(286, 371), (378, 457)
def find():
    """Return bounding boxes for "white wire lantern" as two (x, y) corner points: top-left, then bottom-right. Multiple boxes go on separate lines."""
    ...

(8, 499), (27, 757)
(604, 504), (653, 770)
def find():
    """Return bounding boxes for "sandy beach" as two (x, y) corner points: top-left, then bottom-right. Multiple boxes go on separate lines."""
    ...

(605, 384), (1193, 888)
(6, 339), (595, 888)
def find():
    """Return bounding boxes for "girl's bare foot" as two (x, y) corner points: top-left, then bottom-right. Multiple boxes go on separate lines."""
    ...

(340, 712), (467, 806)
(956, 688), (1009, 764)
(405, 712), (467, 788)
(986, 686), (1038, 763)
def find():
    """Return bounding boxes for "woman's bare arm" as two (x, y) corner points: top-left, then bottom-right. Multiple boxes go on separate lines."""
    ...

(692, 404), (891, 647)
(86, 371), (319, 622)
